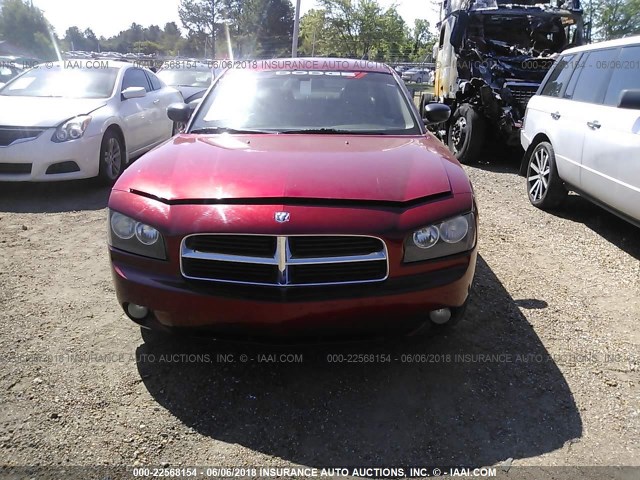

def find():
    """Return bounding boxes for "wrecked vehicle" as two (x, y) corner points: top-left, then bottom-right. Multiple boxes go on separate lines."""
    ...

(427, 0), (585, 163)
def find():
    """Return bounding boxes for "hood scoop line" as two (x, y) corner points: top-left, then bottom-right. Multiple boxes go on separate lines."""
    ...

(129, 189), (452, 209)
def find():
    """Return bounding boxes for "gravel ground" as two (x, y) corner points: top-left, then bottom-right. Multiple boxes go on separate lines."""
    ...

(0, 154), (638, 480)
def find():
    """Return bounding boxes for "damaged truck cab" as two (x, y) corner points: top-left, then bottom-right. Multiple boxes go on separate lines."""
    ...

(430, 0), (584, 163)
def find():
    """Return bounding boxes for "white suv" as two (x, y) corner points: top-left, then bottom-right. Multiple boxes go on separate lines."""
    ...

(521, 35), (640, 227)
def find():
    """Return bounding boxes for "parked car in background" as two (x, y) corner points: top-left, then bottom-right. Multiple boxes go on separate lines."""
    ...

(521, 36), (640, 227)
(108, 59), (478, 339)
(0, 60), (182, 184)
(402, 68), (432, 83)
(157, 61), (217, 104)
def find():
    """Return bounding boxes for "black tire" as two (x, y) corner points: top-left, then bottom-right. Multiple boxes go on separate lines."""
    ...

(448, 103), (485, 164)
(526, 141), (567, 209)
(140, 327), (172, 346)
(97, 129), (124, 186)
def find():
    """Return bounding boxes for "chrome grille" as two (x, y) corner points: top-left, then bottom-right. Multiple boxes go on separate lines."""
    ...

(181, 234), (388, 286)
(182, 258), (278, 284)
(289, 236), (382, 258)
(185, 235), (276, 257)
(0, 127), (46, 147)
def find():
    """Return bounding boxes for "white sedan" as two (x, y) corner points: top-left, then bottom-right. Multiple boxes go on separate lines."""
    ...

(401, 68), (432, 84)
(0, 60), (183, 184)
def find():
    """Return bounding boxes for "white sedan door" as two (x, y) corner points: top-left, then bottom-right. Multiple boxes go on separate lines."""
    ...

(144, 70), (179, 144)
(118, 68), (156, 155)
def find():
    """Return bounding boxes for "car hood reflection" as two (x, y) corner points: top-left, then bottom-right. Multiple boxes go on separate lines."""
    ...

(117, 134), (455, 204)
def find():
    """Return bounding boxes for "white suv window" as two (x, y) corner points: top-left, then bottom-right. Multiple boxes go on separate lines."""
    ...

(570, 48), (617, 104)
(540, 54), (575, 97)
(603, 45), (640, 106)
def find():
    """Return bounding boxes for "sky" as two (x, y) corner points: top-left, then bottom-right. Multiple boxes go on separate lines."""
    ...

(30, 0), (439, 39)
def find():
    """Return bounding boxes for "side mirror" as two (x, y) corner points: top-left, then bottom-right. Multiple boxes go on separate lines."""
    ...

(121, 86), (147, 100)
(423, 103), (450, 125)
(187, 97), (202, 111)
(167, 102), (192, 123)
(618, 89), (640, 110)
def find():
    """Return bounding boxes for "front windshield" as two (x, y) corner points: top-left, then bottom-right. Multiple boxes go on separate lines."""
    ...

(191, 70), (420, 135)
(0, 66), (119, 98)
(157, 68), (213, 87)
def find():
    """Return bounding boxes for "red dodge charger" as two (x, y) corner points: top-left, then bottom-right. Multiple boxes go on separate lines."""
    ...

(107, 59), (478, 339)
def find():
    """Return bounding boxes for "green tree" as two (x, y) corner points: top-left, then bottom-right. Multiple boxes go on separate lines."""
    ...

(146, 25), (163, 43)
(299, 8), (332, 56)
(379, 7), (407, 60)
(0, 0), (57, 59)
(593, 0), (640, 40)
(299, 0), (411, 60)
(253, 0), (294, 57)
(63, 26), (87, 51)
(408, 18), (434, 61)
(161, 22), (186, 56)
(179, 0), (294, 58)
(179, 0), (224, 57)
(84, 29), (99, 51)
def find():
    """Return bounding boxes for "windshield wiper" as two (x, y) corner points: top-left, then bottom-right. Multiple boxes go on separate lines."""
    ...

(279, 128), (394, 135)
(278, 128), (353, 134)
(189, 127), (275, 134)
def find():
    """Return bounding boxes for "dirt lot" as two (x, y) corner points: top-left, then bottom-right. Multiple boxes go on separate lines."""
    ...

(0, 155), (639, 479)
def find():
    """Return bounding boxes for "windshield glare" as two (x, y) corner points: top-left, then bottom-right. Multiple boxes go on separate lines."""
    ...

(191, 70), (420, 135)
(0, 67), (119, 98)
(157, 69), (213, 88)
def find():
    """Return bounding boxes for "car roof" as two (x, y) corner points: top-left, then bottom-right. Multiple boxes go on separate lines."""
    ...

(257, 57), (393, 74)
(563, 35), (640, 55)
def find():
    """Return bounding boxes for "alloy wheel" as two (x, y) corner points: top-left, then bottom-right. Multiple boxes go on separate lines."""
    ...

(528, 146), (551, 202)
(104, 137), (122, 180)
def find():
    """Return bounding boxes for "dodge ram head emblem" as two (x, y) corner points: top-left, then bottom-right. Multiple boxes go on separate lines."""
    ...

(275, 212), (290, 223)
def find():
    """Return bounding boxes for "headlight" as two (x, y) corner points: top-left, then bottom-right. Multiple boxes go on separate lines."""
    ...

(404, 212), (476, 263)
(108, 210), (166, 260)
(439, 215), (468, 243)
(52, 115), (92, 143)
(413, 226), (440, 249)
(110, 212), (136, 239)
(135, 223), (160, 245)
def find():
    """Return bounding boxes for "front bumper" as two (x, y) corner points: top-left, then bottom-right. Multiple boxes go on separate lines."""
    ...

(110, 247), (477, 337)
(0, 129), (103, 181)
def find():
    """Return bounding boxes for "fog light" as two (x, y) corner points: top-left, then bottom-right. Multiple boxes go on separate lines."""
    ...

(429, 308), (451, 325)
(126, 303), (149, 320)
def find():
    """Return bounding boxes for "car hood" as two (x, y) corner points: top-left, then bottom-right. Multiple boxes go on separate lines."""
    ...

(117, 134), (456, 204)
(0, 96), (107, 127)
